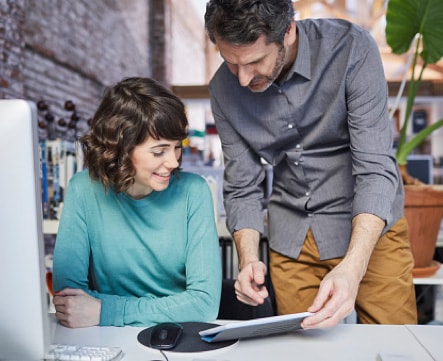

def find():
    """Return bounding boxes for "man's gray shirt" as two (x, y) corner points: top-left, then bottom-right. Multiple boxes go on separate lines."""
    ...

(209, 19), (404, 260)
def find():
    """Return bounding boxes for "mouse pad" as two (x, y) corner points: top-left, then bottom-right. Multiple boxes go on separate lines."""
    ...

(137, 322), (238, 353)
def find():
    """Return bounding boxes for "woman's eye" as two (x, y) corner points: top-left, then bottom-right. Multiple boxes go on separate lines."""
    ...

(153, 151), (165, 157)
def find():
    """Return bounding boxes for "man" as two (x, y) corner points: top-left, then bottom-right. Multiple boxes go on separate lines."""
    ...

(204, 0), (417, 328)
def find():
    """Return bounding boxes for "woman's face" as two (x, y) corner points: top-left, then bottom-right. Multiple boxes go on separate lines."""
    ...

(126, 136), (182, 199)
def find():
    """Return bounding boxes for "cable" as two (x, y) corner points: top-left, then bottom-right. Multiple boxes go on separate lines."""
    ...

(160, 349), (169, 361)
(149, 349), (169, 361)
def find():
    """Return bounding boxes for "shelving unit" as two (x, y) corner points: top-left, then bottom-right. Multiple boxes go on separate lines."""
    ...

(43, 219), (59, 235)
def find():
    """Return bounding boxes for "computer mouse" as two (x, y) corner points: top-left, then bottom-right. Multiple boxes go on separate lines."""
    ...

(149, 322), (183, 350)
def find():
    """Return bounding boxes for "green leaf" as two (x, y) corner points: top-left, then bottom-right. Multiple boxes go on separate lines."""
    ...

(386, 0), (443, 64)
(397, 118), (443, 165)
(386, 0), (443, 165)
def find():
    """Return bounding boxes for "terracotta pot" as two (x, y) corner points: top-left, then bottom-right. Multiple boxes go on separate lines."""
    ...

(403, 185), (443, 269)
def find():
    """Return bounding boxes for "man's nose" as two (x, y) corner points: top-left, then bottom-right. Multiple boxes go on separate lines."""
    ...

(237, 65), (254, 87)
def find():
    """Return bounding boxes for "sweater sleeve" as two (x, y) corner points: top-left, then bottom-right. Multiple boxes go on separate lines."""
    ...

(52, 172), (92, 294)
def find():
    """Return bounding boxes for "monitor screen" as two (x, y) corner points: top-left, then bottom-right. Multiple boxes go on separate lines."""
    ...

(406, 154), (434, 185)
(0, 99), (51, 360)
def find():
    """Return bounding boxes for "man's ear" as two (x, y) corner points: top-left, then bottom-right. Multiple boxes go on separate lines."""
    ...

(284, 20), (297, 47)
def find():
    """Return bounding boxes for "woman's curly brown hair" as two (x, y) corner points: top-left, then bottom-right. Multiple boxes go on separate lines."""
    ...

(81, 77), (188, 193)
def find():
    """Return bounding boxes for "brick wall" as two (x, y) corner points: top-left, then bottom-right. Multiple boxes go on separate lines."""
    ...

(0, 0), (26, 98)
(171, 0), (206, 85)
(150, 0), (171, 86)
(1, 0), (151, 137)
(170, 0), (222, 85)
(0, 0), (213, 139)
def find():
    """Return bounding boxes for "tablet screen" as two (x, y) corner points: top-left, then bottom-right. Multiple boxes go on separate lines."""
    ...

(199, 312), (313, 343)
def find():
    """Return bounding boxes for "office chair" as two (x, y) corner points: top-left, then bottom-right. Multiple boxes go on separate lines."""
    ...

(217, 278), (276, 320)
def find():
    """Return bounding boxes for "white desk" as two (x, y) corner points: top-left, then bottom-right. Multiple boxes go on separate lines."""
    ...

(50, 316), (439, 361)
(407, 324), (443, 361)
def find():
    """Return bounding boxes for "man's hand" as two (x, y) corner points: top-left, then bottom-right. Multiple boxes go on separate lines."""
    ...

(53, 288), (101, 328)
(232, 228), (269, 305)
(302, 213), (385, 329)
(234, 260), (269, 306)
(301, 261), (359, 328)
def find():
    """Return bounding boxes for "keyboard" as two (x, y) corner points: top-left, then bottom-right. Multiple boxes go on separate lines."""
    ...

(44, 344), (124, 360)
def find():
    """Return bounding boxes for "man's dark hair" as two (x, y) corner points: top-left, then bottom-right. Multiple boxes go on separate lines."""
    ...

(205, 0), (294, 46)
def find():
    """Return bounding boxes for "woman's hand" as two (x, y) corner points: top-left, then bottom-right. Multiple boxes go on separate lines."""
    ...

(53, 288), (101, 328)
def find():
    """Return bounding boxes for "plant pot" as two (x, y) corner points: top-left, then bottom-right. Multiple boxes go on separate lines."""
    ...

(403, 185), (443, 276)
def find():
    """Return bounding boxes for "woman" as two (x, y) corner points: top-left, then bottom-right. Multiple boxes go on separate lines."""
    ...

(52, 77), (222, 328)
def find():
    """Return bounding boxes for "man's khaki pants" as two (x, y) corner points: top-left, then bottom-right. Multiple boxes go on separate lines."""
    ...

(269, 217), (418, 324)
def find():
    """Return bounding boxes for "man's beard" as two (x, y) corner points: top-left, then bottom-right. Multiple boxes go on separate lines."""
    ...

(248, 45), (286, 93)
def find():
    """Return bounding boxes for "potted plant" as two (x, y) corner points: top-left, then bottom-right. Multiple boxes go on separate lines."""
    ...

(385, 0), (443, 275)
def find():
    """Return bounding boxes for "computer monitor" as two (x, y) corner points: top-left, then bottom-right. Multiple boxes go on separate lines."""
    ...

(406, 154), (434, 184)
(0, 99), (51, 360)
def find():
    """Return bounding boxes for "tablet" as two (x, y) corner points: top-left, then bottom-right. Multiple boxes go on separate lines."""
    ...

(199, 312), (313, 343)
